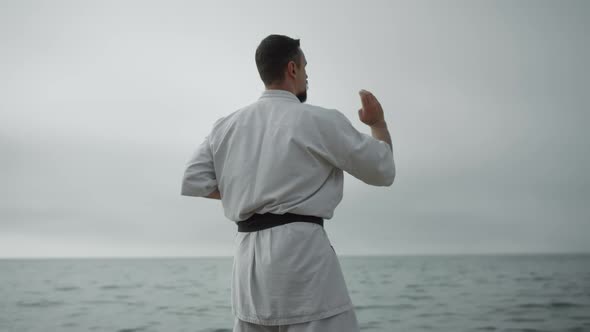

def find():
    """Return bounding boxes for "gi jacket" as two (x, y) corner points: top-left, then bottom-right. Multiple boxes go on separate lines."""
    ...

(181, 89), (395, 325)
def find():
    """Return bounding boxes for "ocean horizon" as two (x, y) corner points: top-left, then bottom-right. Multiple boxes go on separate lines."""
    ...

(1, 253), (589, 331)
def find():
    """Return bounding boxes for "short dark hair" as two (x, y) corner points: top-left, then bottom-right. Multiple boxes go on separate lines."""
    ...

(255, 34), (302, 86)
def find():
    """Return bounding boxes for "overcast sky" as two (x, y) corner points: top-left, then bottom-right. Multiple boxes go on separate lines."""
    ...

(1, 0), (589, 258)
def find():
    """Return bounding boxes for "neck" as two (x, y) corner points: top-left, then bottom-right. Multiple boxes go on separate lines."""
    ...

(265, 82), (296, 96)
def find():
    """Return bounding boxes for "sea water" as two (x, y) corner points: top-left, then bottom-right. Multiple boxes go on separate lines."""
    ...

(1, 254), (589, 332)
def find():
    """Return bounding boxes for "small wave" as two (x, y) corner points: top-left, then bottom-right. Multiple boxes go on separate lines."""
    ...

(475, 326), (498, 331)
(532, 276), (553, 281)
(506, 317), (546, 323)
(99, 284), (121, 290)
(170, 310), (198, 316)
(214, 304), (231, 310)
(416, 311), (459, 318)
(514, 277), (532, 281)
(99, 284), (142, 290)
(54, 286), (80, 292)
(405, 283), (422, 288)
(550, 301), (586, 308)
(82, 299), (121, 305)
(398, 294), (435, 301)
(115, 294), (131, 299)
(356, 303), (416, 311)
(124, 301), (145, 307)
(99, 283), (143, 290)
(359, 320), (381, 330)
(517, 301), (586, 309)
(416, 312), (437, 318)
(116, 326), (149, 332)
(67, 312), (86, 318)
(16, 299), (64, 308)
(414, 324), (435, 330)
(566, 327), (589, 332)
(61, 322), (78, 328)
(514, 276), (554, 282)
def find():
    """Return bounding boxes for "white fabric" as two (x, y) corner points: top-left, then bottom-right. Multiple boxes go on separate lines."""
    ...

(231, 222), (354, 325)
(180, 89), (395, 325)
(181, 89), (395, 222)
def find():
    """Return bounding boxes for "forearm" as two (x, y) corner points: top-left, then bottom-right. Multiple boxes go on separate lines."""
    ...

(205, 189), (221, 200)
(370, 121), (392, 151)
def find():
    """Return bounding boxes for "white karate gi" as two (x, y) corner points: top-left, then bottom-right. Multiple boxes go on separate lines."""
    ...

(181, 89), (395, 330)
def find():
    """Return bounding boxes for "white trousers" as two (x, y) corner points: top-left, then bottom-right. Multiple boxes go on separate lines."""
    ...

(233, 308), (360, 332)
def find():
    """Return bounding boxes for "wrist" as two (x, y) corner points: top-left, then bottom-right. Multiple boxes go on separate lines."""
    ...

(370, 120), (387, 129)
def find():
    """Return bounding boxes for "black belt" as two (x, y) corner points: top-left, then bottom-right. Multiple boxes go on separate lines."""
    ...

(237, 212), (324, 232)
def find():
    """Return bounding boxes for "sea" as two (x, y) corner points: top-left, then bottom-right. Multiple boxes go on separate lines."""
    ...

(0, 254), (589, 332)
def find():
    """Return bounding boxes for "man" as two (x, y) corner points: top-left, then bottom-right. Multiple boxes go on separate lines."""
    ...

(181, 34), (394, 331)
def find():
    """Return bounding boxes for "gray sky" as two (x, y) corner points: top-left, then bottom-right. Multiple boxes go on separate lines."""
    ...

(1, 0), (589, 258)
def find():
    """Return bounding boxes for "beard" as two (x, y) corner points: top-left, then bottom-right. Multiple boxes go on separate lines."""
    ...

(296, 91), (307, 103)
(296, 85), (307, 103)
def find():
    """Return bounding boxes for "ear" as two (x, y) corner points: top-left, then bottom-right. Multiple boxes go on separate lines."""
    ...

(288, 61), (297, 77)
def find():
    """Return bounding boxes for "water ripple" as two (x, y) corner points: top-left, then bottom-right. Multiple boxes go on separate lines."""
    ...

(16, 299), (65, 307)
(99, 283), (143, 290)
(54, 286), (80, 292)
(356, 304), (416, 311)
(116, 326), (149, 332)
(517, 302), (586, 309)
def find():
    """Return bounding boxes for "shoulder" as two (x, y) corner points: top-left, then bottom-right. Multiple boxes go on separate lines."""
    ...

(206, 108), (246, 148)
(210, 107), (245, 131)
(298, 104), (348, 124)
(298, 105), (353, 132)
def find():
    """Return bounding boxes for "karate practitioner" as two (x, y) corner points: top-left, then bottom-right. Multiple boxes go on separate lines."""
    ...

(181, 34), (395, 332)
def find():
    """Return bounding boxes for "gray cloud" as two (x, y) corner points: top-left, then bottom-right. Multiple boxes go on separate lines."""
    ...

(1, 0), (589, 257)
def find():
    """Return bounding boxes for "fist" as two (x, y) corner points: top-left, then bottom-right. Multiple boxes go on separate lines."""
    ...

(358, 89), (385, 127)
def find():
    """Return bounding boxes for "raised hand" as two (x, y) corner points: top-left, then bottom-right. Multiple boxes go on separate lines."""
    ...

(358, 89), (386, 127)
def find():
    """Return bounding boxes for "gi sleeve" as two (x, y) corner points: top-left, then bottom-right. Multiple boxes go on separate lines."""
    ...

(180, 134), (218, 197)
(311, 109), (395, 186)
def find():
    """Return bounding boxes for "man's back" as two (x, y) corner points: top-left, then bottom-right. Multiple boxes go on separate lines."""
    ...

(183, 89), (395, 223)
(181, 89), (394, 327)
